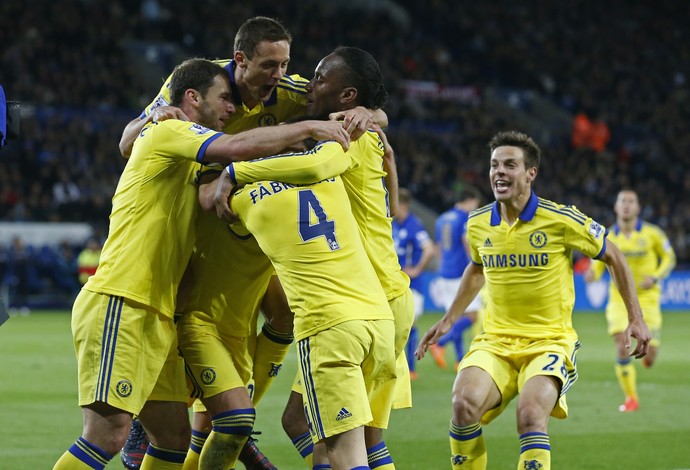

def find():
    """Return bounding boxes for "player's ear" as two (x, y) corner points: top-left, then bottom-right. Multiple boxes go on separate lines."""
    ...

(235, 50), (247, 68)
(526, 166), (538, 183)
(340, 87), (358, 105)
(185, 89), (201, 105)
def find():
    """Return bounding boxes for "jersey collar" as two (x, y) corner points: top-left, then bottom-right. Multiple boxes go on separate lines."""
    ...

(612, 218), (642, 235)
(490, 191), (539, 226)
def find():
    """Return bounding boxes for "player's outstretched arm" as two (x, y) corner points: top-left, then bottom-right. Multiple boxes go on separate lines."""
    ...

(119, 106), (190, 158)
(416, 263), (484, 360)
(599, 239), (651, 358)
(206, 120), (350, 164)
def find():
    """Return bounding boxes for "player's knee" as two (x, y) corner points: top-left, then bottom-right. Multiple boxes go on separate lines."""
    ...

(281, 396), (307, 438)
(451, 391), (482, 424)
(364, 426), (383, 448)
(143, 416), (191, 450)
(515, 402), (549, 435)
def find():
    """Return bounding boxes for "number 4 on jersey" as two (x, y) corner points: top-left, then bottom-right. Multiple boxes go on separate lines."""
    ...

(298, 190), (341, 251)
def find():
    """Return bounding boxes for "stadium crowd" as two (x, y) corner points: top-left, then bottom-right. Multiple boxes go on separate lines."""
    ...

(1, 0), (688, 306)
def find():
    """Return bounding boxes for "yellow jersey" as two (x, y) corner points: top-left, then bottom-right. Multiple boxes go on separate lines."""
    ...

(230, 133), (410, 300)
(231, 176), (393, 342)
(467, 193), (607, 339)
(86, 120), (222, 318)
(590, 219), (675, 309)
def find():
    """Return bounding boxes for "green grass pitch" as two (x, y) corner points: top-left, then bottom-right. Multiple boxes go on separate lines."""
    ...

(1, 311), (689, 469)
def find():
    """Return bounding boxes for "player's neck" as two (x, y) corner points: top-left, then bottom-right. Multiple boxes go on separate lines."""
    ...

(234, 69), (260, 109)
(618, 218), (636, 234)
(499, 192), (529, 225)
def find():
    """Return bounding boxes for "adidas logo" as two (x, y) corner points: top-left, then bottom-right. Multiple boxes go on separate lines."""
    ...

(483, 238), (493, 247)
(335, 407), (352, 421)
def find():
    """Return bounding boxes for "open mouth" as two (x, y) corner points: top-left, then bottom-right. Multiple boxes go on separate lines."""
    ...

(494, 179), (510, 193)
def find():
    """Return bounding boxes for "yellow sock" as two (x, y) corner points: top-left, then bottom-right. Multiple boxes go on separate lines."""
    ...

(291, 431), (314, 468)
(53, 437), (112, 469)
(367, 441), (395, 469)
(449, 421), (487, 469)
(181, 429), (208, 470)
(181, 449), (199, 470)
(615, 358), (638, 400)
(518, 432), (550, 470)
(252, 323), (293, 405)
(199, 408), (255, 469)
(140, 444), (186, 470)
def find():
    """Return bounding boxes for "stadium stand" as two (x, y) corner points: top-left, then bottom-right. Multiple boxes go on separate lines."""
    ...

(1, 0), (688, 308)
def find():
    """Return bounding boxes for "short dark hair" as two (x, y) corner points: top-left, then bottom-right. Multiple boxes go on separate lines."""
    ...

(234, 16), (292, 59)
(488, 130), (541, 170)
(331, 46), (388, 109)
(169, 58), (227, 106)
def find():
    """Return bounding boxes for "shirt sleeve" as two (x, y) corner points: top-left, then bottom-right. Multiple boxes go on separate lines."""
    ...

(231, 141), (351, 185)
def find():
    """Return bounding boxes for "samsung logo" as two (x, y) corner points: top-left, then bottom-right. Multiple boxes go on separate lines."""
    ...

(482, 253), (549, 268)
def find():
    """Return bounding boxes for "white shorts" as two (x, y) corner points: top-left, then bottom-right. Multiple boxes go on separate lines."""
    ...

(433, 277), (482, 312)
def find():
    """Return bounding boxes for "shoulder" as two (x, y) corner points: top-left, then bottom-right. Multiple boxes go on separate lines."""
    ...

(535, 198), (590, 226)
(468, 203), (493, 222)
(278, 73), (309, 94)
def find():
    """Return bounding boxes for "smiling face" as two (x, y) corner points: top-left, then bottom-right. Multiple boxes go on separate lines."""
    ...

(235, 39), (290, 106)
(489, 145), (537, 204)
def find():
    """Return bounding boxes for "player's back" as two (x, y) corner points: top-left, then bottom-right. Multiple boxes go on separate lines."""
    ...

(341, 131), (409, 300)
(435, 207), (470, 278)
(232, 176), (392, 341)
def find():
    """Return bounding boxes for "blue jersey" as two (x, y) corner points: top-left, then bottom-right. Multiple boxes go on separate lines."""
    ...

(435, 207), (470, 279)
(393, 213), (431, 290)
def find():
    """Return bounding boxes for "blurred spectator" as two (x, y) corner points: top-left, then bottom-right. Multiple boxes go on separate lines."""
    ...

(77, 238), (101, 285)
(7, 237), (35, 314)
(0, 0), (687, 265)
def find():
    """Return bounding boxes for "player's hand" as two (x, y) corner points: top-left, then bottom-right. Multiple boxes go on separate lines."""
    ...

(305, 120), (350, 150)
(213, 169), (239, 222)
(150, 105), (189, 123)
(415, 316), (454, 360)
(403, 266), (421, 279)
(330, 106), (374, 141)
(372, 124), (394, 159)
(639, 275), (656, 290)
(624, 317), (651, 359)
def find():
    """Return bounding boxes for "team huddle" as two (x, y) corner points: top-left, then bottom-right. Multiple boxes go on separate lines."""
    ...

(53, 15), (671, 470)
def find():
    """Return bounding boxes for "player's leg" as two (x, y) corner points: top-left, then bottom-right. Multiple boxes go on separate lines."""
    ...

(197, 387), (255, 470)
(324, 426), (368, 469)
(137, 400), (190, 470)
(514, 376), (559, 470)
(449, 365), (501, 470)
(55, 292), (174, 469)
(364, 427), (395, 470)
(282, 379), (314, 467)
(181, 410), (211, 470)
(253, 276), (294, 405)
(613, 331), (639, 411)
(138, 338), (193, 470)
(54, 402), (131, 469)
